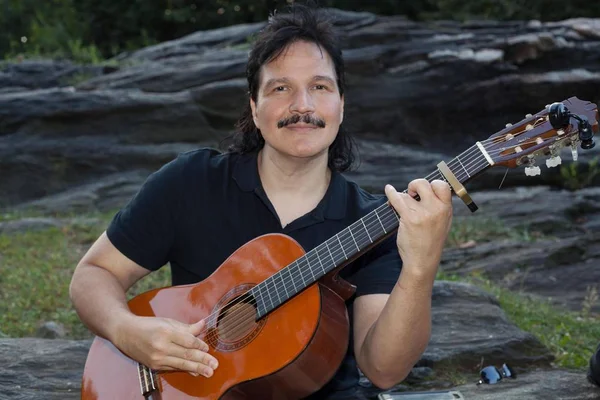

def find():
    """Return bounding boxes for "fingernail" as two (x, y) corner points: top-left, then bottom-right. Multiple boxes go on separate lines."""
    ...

(211, 360), (219, 369)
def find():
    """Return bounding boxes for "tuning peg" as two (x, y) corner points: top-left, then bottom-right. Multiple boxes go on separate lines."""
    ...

(525, 166), (541, 176)
(571, 143), (579, 161)
(546, 155), (562, 168)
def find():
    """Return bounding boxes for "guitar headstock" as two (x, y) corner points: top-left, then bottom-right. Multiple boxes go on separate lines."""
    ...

(481, 97), (599, 175)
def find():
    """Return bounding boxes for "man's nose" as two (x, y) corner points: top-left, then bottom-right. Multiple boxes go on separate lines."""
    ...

(290, 89), (315, 114)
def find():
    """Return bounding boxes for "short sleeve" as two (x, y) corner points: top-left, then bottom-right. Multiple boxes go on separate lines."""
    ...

(106, 157), (184, 271)
(343, 234), (402, 298)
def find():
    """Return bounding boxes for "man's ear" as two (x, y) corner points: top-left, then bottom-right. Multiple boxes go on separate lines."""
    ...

(340, 95), (344, 124)
(250, 97), (259, 129)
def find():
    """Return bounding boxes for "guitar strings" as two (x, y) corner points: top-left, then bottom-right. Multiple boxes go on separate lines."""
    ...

(194, 120), (565, 344)
(201, 132), (565, 344)
(198, 133), (552, 343)
(206, 125), (576, 344)
(202, 205), (403, 343)
(198, 145), (488, 338)
(200, 155), (492, 343)
(209, 120), (560, 328)
(201, 131), (564, 344)
(205, 131), (561, 343)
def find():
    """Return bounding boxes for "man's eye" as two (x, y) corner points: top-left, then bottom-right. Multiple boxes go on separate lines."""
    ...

(274, 86), (286, 92)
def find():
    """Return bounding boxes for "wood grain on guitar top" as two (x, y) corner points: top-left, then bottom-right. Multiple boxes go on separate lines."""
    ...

(81, 233), (350, 399)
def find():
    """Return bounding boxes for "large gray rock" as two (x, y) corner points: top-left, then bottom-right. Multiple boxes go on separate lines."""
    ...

(0, 339), (89, 400)
(364, 369), (600, 400)
(0, 60), (107, 91)
(78, 52), (248, 93)
(1, 135), (588, 214)
(0, 134), (202, 207)
(441, 185), (600, 313)
(451, 185), (600, 236)
(442, 234), (600, 314)
(2, 11), (600, 208)
(423, 281), (553, 369)
(455, 368), (600, 400)
(0, 88), (215, 141)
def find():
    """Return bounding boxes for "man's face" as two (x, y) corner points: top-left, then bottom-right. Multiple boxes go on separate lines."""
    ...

(250, 40), (344, 162)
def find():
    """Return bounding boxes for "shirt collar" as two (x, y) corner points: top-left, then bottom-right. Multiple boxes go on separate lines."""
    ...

(232, 151), (346, 220)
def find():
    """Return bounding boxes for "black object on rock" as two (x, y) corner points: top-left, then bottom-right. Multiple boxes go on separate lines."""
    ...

(589, 343), (600, 387)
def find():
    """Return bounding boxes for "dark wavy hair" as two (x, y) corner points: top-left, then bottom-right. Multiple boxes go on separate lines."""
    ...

(224, 4), (356, 172)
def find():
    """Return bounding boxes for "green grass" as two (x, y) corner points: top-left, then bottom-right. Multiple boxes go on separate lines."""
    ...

(446, 216), (543, 247)
(442, 216), (599, 370)
(437, 270), (600, 370)
(0, 210), (171, 338)
(0, 211), (598, 371)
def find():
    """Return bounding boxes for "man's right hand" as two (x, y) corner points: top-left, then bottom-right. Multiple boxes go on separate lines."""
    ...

(113, 316), (219, 378)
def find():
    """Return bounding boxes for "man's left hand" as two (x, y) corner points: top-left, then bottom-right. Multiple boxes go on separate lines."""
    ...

(384, 179), (453, 281)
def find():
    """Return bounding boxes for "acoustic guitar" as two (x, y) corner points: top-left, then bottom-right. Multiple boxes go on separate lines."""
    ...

(81, 97), (598, 399)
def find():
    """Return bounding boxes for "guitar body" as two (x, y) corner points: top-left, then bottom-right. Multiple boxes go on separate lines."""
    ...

(82, 233), (350, 399)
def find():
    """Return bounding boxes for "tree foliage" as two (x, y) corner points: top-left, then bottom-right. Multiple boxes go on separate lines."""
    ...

(1, 0), (598, 62)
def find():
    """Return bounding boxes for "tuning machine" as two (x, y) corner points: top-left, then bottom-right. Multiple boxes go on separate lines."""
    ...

(548, 102), (595, 149)
(571, 141), (579, 161)
(523, 155), (541, 176)
(525, 165), (541, 176)
(546, 155), (562, 168)
(545, 145), (562, 168)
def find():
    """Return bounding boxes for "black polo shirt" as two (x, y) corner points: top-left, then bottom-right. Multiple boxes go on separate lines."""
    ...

(107, 148), (402, 399)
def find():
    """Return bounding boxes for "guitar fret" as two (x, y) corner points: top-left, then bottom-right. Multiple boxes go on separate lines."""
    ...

(254, 287), (266, 317)
(375, 210), (387, 234)
(314, 247), (325, 278)
(336, 235), (347, 259)
(265, 277), (275, 311)
(137, 363), (145, 395)
(300, 257), (309, 285)
(456, 156), (470, 178)
(148, 366), (156, 390)
(143, 366), (149, 393)
(303, 258), (311, 285)
(296, 260), (307, 287)
(437, 169), (448, 183)
(348, 227), (360, 251)
(325, 241), (336, 265)
(287, 267), (297, 294)
(361, 219), (373, 243)
(277, 271), (287, 300)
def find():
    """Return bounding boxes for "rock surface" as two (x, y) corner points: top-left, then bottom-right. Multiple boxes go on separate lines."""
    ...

(2, 10), (600, 207)
(444, 185), (600, 314)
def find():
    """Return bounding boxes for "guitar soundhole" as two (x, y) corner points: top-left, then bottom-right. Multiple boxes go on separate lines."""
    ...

(217, 299), (256, 341)
(207, 285), (267, 351)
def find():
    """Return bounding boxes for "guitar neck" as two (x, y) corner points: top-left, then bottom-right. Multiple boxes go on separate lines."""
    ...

(250, 143), (492, 318)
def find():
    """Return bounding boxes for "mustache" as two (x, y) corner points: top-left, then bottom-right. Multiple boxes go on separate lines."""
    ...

(277, 114), (326, 129)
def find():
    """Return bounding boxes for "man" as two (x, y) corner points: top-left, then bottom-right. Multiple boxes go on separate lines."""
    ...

(69, 4), (453, 399)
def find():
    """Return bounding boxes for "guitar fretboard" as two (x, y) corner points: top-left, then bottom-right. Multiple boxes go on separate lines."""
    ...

(249, 143), (491, 318)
